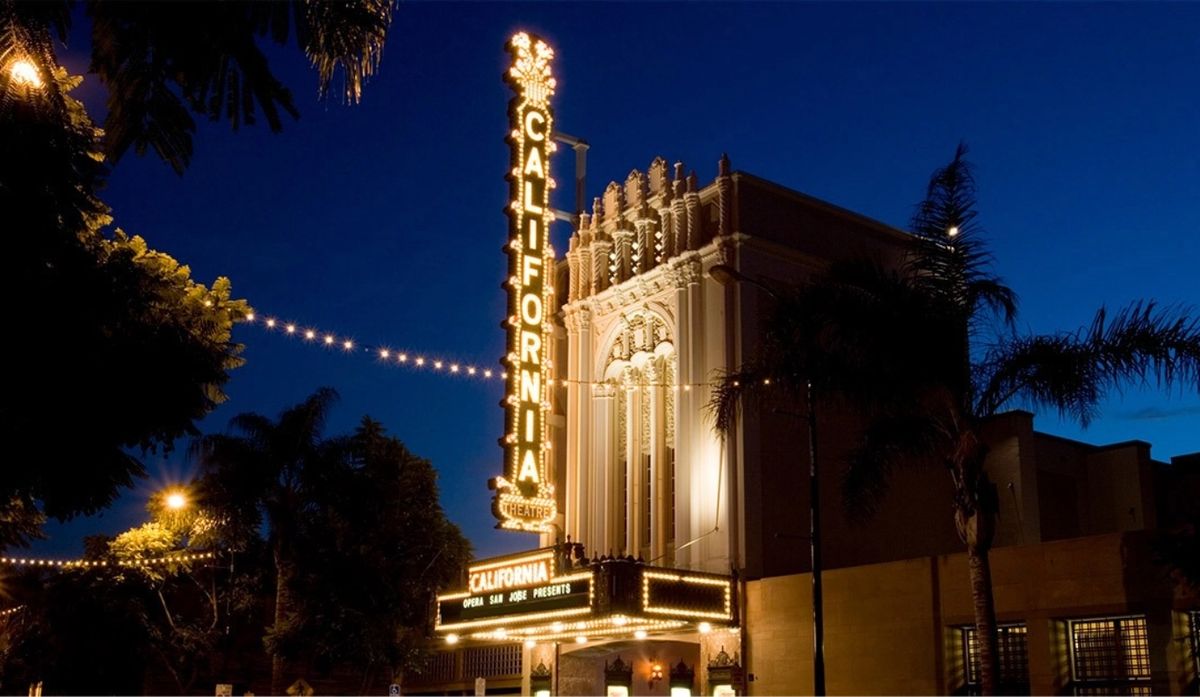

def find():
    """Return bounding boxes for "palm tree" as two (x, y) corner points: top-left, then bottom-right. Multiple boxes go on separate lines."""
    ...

(711, 144), (1200, 696)
(192, 387), (346, 696)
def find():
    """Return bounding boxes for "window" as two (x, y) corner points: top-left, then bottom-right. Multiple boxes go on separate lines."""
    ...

(1191, 612), (1199, 690)
(667, 446), (676, 546)
(463, 645), (522, 679)
(1069, 616), (1151, 696)
(641, 452), (652, 551)
(961, 624), (1030, 695)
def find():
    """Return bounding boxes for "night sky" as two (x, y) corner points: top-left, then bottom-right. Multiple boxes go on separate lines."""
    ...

(35, 3), (1200, 560)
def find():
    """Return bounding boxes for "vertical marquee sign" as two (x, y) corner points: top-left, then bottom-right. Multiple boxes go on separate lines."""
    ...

(491, 32), (558, 533)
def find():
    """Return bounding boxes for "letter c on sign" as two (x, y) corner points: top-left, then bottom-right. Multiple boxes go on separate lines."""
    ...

(524, 110), (546, 141)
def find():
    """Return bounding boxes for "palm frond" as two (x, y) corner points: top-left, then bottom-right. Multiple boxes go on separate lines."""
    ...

(906, 142), (1019, 331)
(976, 301), (1200, 424)
(842, 412), (947, 520)
(299, 0), (394, 103)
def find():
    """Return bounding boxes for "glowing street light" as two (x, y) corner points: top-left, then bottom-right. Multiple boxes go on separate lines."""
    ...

(8, 59), (43, 89)
(164, 490), (188, 511)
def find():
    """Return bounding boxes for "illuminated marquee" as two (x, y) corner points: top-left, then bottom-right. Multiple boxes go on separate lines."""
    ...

(491, 32), (558, 532)
(468, 550), (554, 594)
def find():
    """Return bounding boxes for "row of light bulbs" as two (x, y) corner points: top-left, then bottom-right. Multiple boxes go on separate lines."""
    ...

(237, 312), (725, 390)
(446, 620), (724, 647)
(0, 551), (216, 569)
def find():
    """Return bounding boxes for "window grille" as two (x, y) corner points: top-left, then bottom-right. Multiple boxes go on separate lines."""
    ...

(1191, 612), (1199, 691)
(961, 623), (1030, 695)
(1069, 616), (1152, 696)
(463, 644), (523, 679)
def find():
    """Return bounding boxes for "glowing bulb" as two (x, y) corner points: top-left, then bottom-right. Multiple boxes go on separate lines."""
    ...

(379, 349), (389, 359)
(434, 361), (443, 370)
(415, 357), (425, 366)
(324, 335), (334, 345)
(445, 633), (459, 645)
(165, 491), (187, 511)
(342, 340), (353, 350)
(948, 226), (959, 237)
(484, 370), (493, 378)
(245, 312), (255, 321)
(8, 59), (42, 88)
(634, 630), (647, 640)
(266, 318), (276, 328)
(398, 353), (408, 362)
(494, 629), (508, 639)
(450, 364), (460, 373)
(552, 622), (563, 632)
(524, 639), (536, 649)
(613, 616), (628, 626)
(698, 622), (712, 634)
(574, 636), (587, 644)
(468, 367), (477, 375)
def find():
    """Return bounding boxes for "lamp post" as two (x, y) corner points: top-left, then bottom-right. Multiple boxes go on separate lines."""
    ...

(709, 264), (826, 696)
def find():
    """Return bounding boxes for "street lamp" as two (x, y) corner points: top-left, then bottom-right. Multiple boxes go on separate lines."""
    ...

(7, 59), (43, 89)
(164, 490), (188, 511)
(709, 263), (826, 696)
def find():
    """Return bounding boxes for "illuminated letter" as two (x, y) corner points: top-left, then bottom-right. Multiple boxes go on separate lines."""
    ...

(521, 370), (540, 402)
(521, 330), (541, 363)
(522, 256), (542, 285)
(524, 110), (546, 141)
(518, 450), (540, 482)
(527, 219), (540, 250)
(524, 146), (545, 178)
(524, 181), (544, 215)
(522, 293), (543, 326)
(525, 409), (535, 441)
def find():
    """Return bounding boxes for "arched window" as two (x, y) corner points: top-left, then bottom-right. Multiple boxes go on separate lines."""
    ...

(600, 313), (677, 562)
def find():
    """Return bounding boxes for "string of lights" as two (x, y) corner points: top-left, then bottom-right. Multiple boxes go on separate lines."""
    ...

(0, 551), (217, 569)
(236, 312), (737, 391)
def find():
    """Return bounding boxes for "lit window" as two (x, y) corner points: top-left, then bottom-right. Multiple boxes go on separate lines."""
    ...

(1068, 616), (1151, 696)
(961, 623), (1029, 695)
(1191, 612), (1199, 685)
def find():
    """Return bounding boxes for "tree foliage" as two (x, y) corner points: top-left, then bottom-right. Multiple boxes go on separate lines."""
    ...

(194, 392), (469, 693)
(4, 0), (395, 174)
(0, 35), (249, 546)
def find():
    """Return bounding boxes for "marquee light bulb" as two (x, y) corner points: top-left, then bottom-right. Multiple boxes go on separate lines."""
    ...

(635, 630), (647, 640)
(574, 636), (587, 644)
(342, 340), (353, 350)
(445, 633), (459, 645)
(379, 349), (389, 359)
(434, 361), (443, 369)
(450, 364), (460, 373)
(415, 357), (425, 366)
(245, 313), (255, 321)
(398, 353), (408, 362)
(698, 622), (712, 634)
(484, 370), (493, 378)
(304, 330), (315, 340)
(324, 335), (334, 345)
(266, 318), (276, 328)
(524, 639), (536, 648)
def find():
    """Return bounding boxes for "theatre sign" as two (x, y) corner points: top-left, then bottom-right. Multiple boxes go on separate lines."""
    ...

(491, 31), (558, 533)
(435, 548), (735, 643)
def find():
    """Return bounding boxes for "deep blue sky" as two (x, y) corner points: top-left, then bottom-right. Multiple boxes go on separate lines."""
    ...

(36, 3), (1200, 560)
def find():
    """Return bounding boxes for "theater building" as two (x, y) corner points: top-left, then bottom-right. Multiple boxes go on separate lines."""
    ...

(408, 34), (1200, 696)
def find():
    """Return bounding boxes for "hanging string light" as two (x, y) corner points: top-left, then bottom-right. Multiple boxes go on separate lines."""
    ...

(236, 312), (718, 390)
(0, 551), (217, 570)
